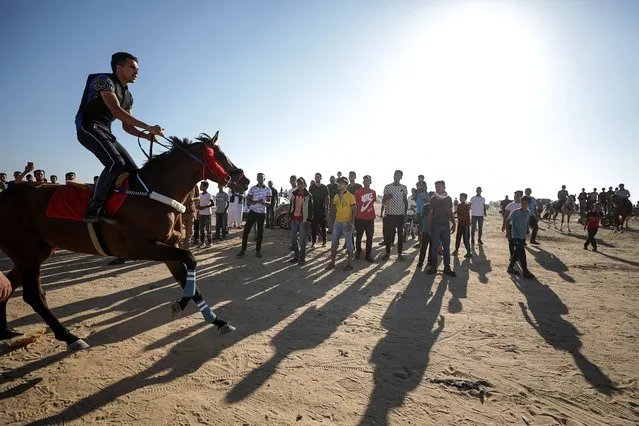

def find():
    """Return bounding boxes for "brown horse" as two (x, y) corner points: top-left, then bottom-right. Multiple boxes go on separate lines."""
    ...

(0, 132), (249, 350)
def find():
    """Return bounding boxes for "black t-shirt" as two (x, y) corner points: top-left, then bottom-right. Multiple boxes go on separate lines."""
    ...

(347, 183), (363, 195)
(309, 183), (329, 210)
(327, 183), (338, 199)
(269, 187), (278, 208)
(430, 195), (453, 227)
(75, 73), (133, 131)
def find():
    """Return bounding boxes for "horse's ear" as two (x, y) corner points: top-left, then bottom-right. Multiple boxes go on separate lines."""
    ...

(210, 131), (219, 146)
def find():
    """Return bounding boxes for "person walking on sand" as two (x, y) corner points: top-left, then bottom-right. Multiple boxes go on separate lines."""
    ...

(453, 193), (472, 258)
(326, 177), (357, 271)
(238, 173), (271, 258)
(502, 190), (522, 257)
(427, 180), (456, 276)
(506, 195), (535, 279)
(289, 177), (314, 265)
(354, 175), (377, 262)
(584, 203), (604, 252)
(381, 170), (408, 261)
(524, 188), (540, 245)
(470, 186), (486, 246)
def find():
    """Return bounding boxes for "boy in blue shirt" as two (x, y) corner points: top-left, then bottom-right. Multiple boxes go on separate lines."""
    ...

(506, 195), (535, 279)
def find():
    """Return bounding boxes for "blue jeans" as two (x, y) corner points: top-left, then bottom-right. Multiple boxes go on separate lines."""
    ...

(429, 224), (451, 269)
(331, 222), (354, 251)
(291, 220), (309, 260)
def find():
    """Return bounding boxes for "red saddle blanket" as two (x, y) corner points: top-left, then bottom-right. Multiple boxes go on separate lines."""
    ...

(46, 179), (129, 221)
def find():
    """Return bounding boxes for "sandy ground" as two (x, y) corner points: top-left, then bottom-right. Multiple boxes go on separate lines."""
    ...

(0, 213), (637, 425)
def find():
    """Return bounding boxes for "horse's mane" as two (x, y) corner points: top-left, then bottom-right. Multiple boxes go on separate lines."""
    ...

(140, 133), (216, 173)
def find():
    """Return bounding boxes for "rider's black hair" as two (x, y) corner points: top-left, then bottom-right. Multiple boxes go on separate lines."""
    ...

(111, 52), (138, 73)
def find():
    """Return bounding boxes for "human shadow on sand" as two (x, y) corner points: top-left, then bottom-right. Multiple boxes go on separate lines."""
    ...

(360, 272), (446, 425)
(525, 246), (575, 283)
(512, 276), (617, 395)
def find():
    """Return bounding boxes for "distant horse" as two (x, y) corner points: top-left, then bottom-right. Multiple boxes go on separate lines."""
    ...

(0, 132), (250, 351)
(612, 195), (632, 233)
(543, 195), (576, 232)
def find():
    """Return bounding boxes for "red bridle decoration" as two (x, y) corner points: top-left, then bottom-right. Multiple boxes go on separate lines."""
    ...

(202, 145), (229, 183)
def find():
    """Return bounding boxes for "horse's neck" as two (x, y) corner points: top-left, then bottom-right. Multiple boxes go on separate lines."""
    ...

(138, 164), (202, 204)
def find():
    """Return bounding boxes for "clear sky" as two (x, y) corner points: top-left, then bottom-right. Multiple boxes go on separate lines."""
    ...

(1, 0), (638, 203)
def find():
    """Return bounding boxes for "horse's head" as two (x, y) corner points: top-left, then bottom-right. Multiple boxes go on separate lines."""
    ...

(195, 132), (250, 193)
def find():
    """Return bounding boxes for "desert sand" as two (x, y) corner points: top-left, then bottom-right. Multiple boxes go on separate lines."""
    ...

(0, 213), (637, 425)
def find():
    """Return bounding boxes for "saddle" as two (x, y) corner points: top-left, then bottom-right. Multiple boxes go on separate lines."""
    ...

(45, 173), (130, 221)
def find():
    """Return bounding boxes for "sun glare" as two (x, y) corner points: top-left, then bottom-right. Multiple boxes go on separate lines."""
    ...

(375, 3), (550, 148)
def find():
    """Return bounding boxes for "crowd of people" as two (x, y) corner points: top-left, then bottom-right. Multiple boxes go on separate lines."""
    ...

(2, 159), (634, 280)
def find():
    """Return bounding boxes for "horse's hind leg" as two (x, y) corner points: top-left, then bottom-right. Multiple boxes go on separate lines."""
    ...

(0, 269), (22, 339)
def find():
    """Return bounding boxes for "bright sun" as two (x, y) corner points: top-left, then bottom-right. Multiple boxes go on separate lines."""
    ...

(375, 2), (551, 148)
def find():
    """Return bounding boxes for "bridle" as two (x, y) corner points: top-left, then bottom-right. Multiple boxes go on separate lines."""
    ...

(137, 132), (244, 190)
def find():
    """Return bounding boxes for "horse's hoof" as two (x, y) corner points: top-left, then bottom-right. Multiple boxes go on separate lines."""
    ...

(171, 301), (183, 320)
(68, 339), (90, 351)
(0, 329), (24, 341)
(218, 323), (236, 335)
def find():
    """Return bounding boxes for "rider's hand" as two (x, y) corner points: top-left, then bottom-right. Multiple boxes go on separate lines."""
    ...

(148, 125), (164, 137)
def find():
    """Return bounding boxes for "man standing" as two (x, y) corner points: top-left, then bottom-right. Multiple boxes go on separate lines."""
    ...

(65, 172), (76, 182)
(506, 196), (535, 279)
(347, 171), (363, 195)
(453, 193), (472, 258)
(427, 180), (456, 276)
(50, 175), (58, 184)
(8, 163), (33, 188)
(588, 188), (598, 211)
(354, 175), (377, 262)
(598, 187), (608, 216)
(524, 188), (540, 245)
(470, 186), (486, 246)
(326, 177), (357, 271)
(266, 180), (279, 229)
(381, 170), (408, 261)
(198, 181), (214, 248)
(238, 173), (271, 258)
(578, 188), (588, 216)
(214, 183), (230, 239)
(499, 195), (510, 215)
(289, 177), (313, 265)
(34, 169), (46, 184)
(75, 52), (164, 223)
(557, 185), (569, 211)
(326, 175), (338, 234)
(309, 173), (329, 247)
(181, 185), (199, 250)
(502, 190), (523, 257)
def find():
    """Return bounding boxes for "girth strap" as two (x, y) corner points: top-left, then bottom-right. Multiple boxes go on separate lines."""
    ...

(87, 222), (112, 257)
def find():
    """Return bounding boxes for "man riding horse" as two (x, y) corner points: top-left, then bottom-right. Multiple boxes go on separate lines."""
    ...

(76, 52), (164, 223)
(613, 183), (632, 231)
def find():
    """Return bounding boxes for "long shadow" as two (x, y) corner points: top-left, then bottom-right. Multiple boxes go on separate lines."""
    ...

(561, 232), (616, 248)
(225, 260), (401, 402)
(468, 245), (492, 284)
(448, 257), (469, 313)
(525, 246), (575, 283)
(360, 272), (445, 425)
(595, 251), (639, 268)
(8, 232), (362, 423)
(512, 276), (617, 395)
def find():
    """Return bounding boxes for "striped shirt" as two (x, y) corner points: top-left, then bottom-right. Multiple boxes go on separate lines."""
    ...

(383, 183), (408, 215)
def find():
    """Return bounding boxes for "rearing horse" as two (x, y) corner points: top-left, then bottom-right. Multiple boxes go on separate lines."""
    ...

(545, 195), (576, 232)
(0, 132), (249, 351)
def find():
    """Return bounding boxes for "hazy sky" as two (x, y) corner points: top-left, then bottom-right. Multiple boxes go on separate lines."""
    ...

(1, 0), (637, 202)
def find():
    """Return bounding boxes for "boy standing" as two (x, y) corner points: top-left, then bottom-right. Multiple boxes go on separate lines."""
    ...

(198, 181), (214, 248)
(354, 175), (377, 262)
(326, 177), (357, 271)
(506, 195), (535, 279)
(584, 203), (604, 252)
(427, 180), (456, 276)
(289, 177), (314, 264)
(453, 193), (472, 258)
(470, 186), (486, 245)
(416, 191), (433, 268)
(214, 183), (230, 240)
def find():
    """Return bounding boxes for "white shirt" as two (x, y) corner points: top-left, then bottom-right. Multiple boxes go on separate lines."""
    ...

(248, 185), (271, 214)
(505, 202), (521, 215)
(470, 195), (486, 217)
(199, 192), (213, 216)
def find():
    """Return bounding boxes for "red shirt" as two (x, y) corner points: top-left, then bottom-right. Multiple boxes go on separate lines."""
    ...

(586, 211), (603, 229)
(354, 188), (377, 220)
(457, 202), (471, 227)
(292, 194), (305, 221)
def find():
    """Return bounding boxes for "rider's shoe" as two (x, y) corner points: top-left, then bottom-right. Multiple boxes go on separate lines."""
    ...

(84, 171), (117, 224)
